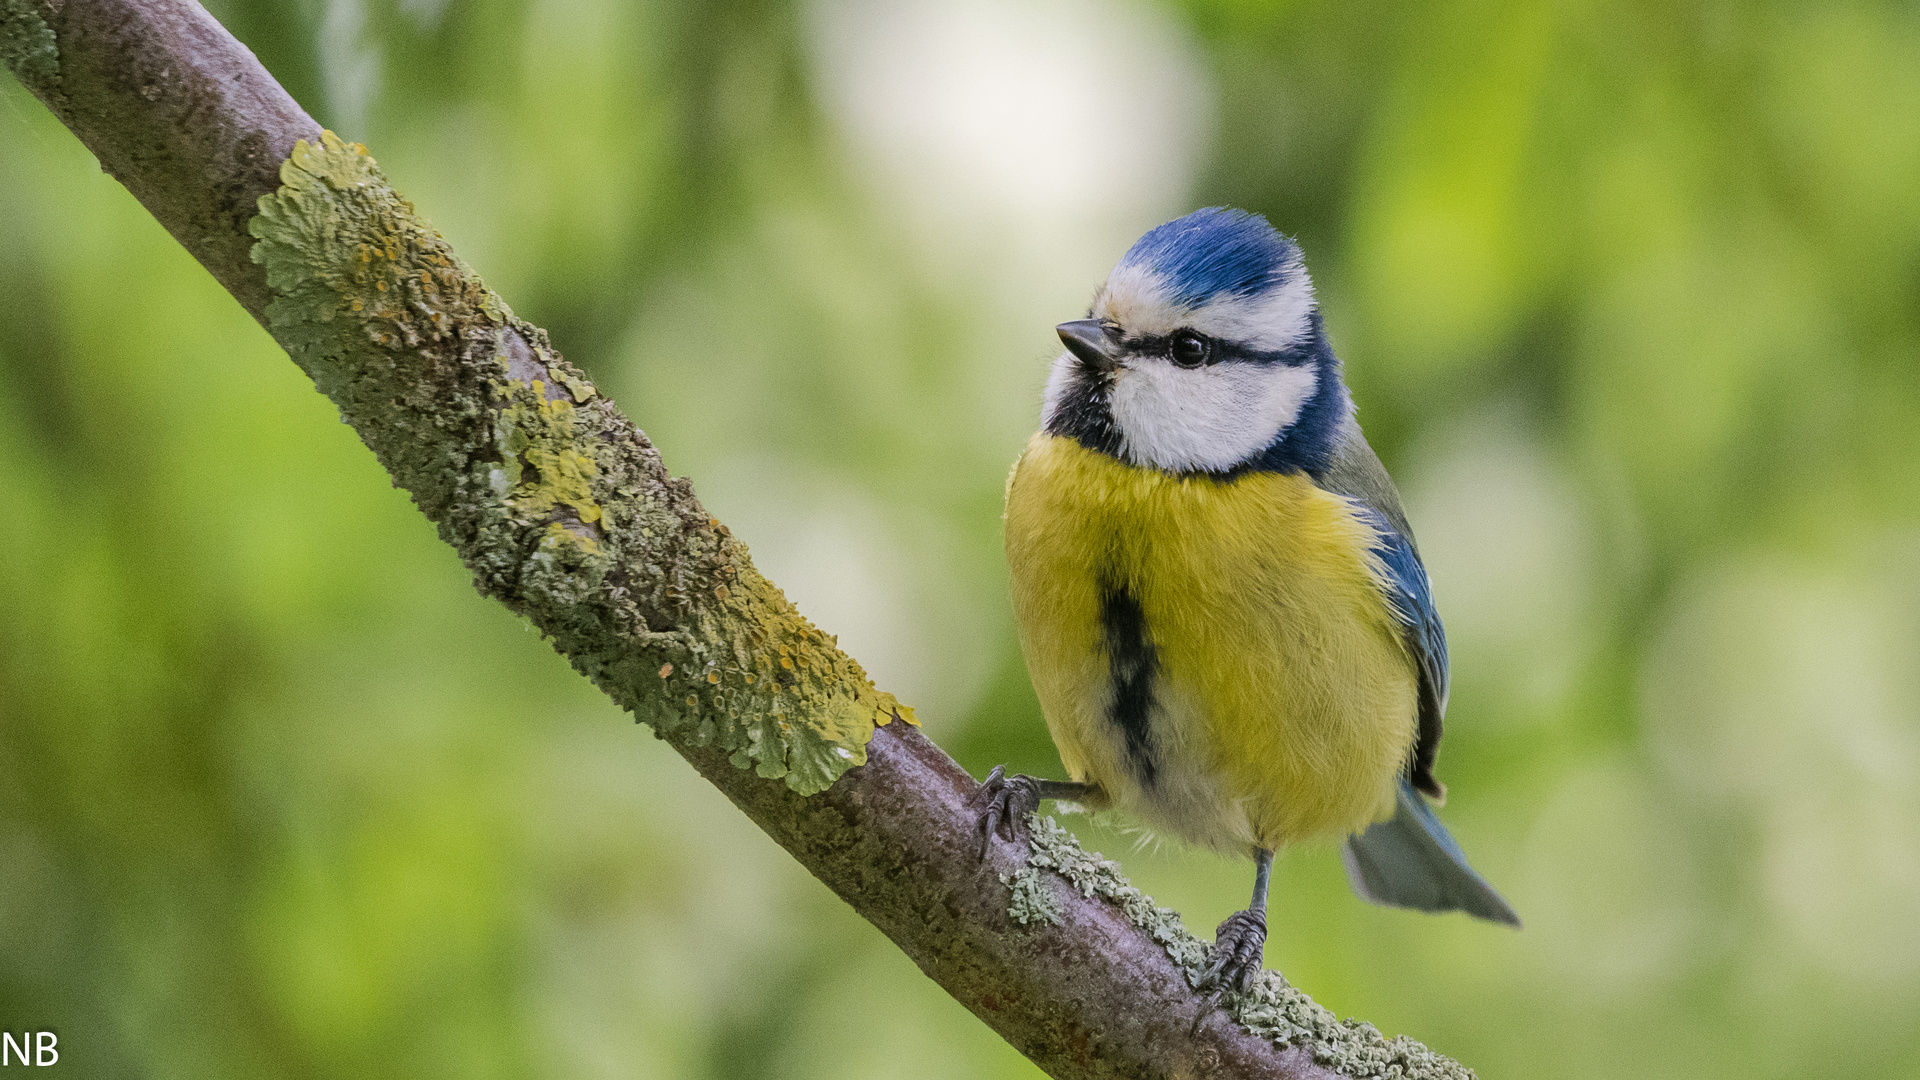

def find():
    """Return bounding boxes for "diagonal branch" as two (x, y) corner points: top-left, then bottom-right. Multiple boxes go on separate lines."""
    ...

(1, 2), (1475, 1077)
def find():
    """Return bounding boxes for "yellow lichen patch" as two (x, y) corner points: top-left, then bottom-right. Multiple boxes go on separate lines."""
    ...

(492, 386), (604, 532)
(556, 370), (596, 403)
(249, 132), (509, 394)
(536, 520), (599, 558)
(671, 565), (917, 794)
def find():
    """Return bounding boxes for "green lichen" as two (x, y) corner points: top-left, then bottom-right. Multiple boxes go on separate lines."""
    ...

(1021, 815), (1475, 1080)
(1001, 866), (1063, 927)
(2, 0), (58, 90)
(668, 567), (918, 794)
(247, 131), (912, 795)
(492, 387), (604, 533)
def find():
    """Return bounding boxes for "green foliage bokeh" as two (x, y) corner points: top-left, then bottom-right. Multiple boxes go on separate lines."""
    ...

(4, 0), (1920, 1076)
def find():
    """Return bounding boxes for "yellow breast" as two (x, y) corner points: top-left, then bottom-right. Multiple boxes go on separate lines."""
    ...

(1004, 433), (1417, 851)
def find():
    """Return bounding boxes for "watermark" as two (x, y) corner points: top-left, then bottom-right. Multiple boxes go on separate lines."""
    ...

(0, 1032), (56, 1067)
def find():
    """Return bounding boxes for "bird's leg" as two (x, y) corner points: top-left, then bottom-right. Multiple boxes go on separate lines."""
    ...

(975, 765), (1100, 859)
(1193, 846), (1274, 1029)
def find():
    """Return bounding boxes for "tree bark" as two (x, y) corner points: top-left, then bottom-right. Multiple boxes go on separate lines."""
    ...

(1, 3), (1473, 1077)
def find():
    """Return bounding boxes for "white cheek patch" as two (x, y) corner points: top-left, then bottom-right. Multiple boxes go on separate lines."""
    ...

(1109, 360), (1319, 473)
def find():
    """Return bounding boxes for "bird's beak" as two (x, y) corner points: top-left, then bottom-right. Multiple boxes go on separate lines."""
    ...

(1057, 319), (1120, 373)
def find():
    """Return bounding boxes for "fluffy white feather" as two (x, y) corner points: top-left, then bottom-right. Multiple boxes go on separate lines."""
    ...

(1109, 359), (1319, 473)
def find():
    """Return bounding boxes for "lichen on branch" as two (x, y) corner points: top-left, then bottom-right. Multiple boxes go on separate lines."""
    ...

(1021, 815), (1474, 1080)
(247, 131), (912, 794)
(2, 0), (59, 90)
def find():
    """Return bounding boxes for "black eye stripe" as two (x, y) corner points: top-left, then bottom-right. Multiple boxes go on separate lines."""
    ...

(1117, 331), (1311, 367)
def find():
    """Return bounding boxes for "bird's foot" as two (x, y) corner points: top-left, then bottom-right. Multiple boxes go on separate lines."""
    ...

(1192, 908), (1267, 1032)
(975, 765), (1044, 860)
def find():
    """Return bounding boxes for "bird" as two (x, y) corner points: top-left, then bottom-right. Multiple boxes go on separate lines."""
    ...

(980, 207), (1519, 1013)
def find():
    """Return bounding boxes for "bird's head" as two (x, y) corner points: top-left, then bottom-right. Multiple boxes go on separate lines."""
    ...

(1042, 207), (1348, 476)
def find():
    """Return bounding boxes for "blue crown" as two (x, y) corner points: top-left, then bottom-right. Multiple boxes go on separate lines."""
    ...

(1118, 207), (1298, 308)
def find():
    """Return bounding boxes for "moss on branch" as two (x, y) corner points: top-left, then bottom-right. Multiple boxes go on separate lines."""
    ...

(247, 132), (913, 794)
(2, 0), (59, 90)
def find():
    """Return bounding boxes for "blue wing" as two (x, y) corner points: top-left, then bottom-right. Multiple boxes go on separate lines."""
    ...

(1316, 423), (1521, 926)
(1316, 425), (1448, 799)
(1354, 505), (1448, 798)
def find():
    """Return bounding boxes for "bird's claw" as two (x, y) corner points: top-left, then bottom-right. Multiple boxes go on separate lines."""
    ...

(1191, 908), (1267, 1033)
(976, 765), (1043, 860)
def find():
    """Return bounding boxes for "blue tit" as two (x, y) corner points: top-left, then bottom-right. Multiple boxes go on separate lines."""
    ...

(980, 207), (1519, 1004)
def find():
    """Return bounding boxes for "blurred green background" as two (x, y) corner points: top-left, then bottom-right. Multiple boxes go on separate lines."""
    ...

(5, 0), (1920, 1075)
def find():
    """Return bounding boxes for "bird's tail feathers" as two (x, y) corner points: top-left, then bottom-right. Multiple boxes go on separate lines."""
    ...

(1341, 778), (1520, 927)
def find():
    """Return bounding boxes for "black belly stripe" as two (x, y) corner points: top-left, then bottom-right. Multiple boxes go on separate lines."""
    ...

(1099, 581), (1159, 787)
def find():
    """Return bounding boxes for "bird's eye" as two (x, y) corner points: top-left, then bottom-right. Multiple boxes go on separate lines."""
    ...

(1170, 330), (1210, 368)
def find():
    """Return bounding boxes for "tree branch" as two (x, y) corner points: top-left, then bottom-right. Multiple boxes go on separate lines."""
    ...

(2, 3), (1476, 1077)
